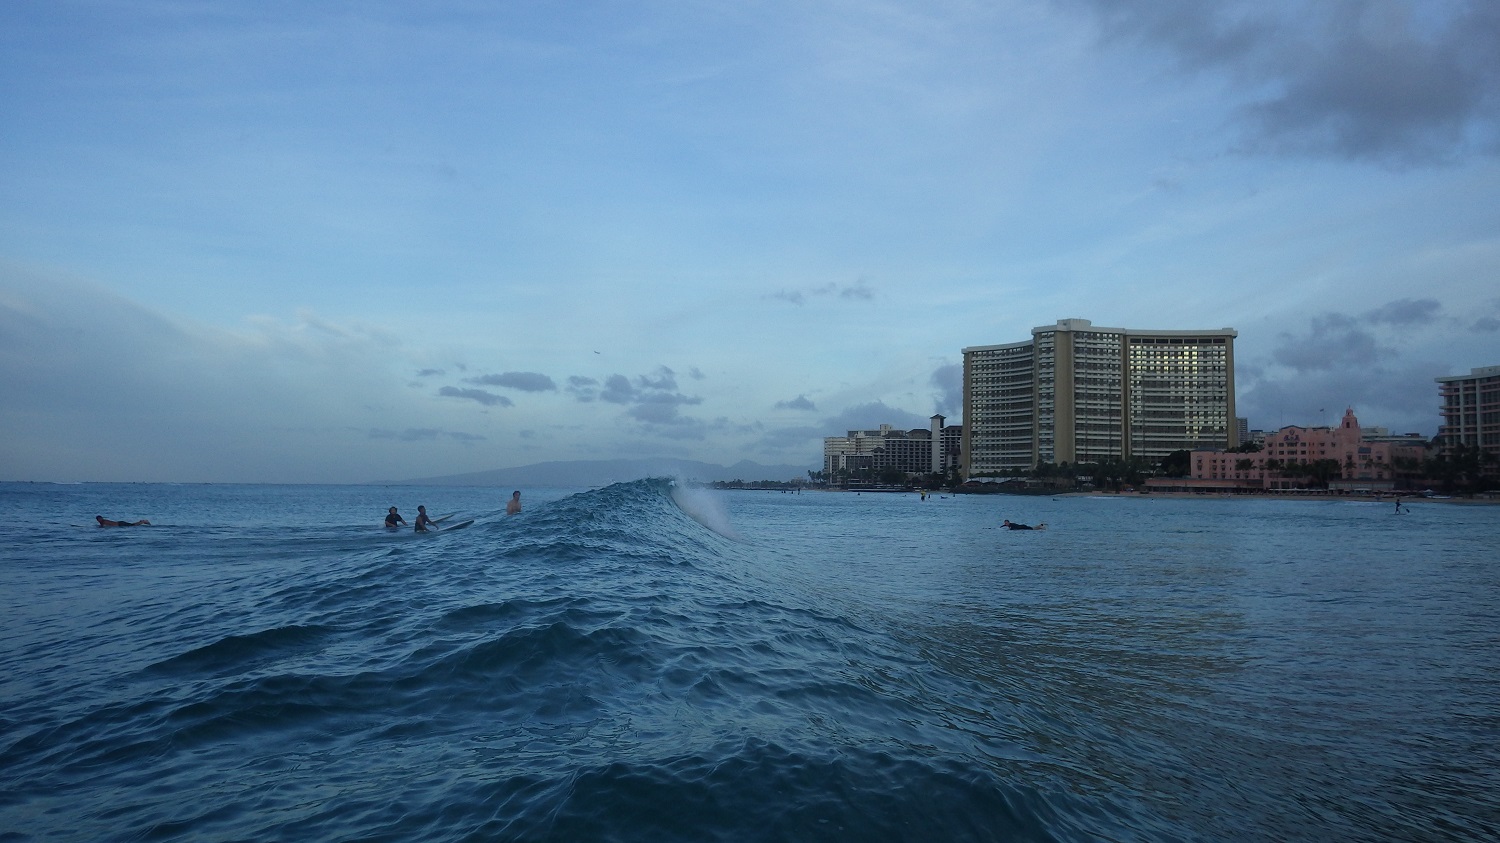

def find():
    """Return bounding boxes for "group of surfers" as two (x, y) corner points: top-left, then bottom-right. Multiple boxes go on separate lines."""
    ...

(383, 491), (522, 532)
(94, 491), (527, 532)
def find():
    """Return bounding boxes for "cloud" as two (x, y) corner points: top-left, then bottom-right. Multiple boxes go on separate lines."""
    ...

(776, 395), (817, 411)
(368, 428), (487, 443)
(0, 266), (508, 482)
(755, 424), (826, 452)
(600, 374), (638, 404)
(767, 279), (878, 305)
(1069, 0), (1500, 164)
(1236, 295), (1493, 435)
(437, 386), (513, 407)
(572, 366), (706, 431)
(1238, 360), (1442, 436)
(566, 375), (600, 401)
(1364, 298), (1443, 326)
(821, 401), (931, 434)
(930, 363), (962, 415)
(1269, 298), (1456, 373)
(416, 368), (446, 377)
(465, 371), (557, 392)
(1272, 313), (1387, 372)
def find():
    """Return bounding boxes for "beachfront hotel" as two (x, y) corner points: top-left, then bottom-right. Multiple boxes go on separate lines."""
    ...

(823, 415), (962, 481)
(1436, 365), (1500, 472)
(1186, 407), (1426, 492)
(962, 319), (1237, 475)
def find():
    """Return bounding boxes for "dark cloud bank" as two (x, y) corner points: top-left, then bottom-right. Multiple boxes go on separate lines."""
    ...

(1240, 297), (1499, 435)
(1069, 0), (1500, 165)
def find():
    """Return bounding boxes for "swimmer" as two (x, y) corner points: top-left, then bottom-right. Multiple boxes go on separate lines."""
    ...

(96, 516), (150, 527)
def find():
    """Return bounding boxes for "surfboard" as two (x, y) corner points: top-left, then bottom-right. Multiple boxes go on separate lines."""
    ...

(442, 519), (474, 531)
(432, 513), (457, 524)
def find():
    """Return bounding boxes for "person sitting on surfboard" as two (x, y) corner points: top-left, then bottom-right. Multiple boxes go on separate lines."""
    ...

(96, 515), (150, 527)
(384, 507), (406, 530)
(414, 505), (437, 532)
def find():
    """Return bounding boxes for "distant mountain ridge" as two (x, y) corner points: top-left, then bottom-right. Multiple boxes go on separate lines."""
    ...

(379, 458), (815, 488)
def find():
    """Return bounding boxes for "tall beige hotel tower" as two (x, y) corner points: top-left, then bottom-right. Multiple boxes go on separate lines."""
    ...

(962, 319), (1237, 475)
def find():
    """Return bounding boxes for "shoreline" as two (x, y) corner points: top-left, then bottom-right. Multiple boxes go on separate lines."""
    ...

(1061, 490), (1500, 505)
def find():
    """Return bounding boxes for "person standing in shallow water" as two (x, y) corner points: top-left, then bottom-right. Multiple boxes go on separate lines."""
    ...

(506, 491), (521, 515)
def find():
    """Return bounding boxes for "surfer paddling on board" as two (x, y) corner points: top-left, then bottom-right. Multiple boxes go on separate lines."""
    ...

(384, 507), (407, 531)
(414, 505), (437, 533)
(506, 491), (521, 515)
(1003, 519), (1047, 531)
(96, 516), (150, 527)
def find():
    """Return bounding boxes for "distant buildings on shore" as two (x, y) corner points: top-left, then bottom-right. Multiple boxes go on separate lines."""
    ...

(962, 319), (1236, 475)
(814, 315), (1495, 491)
(1182, 408), (1426, 492)
(823, 415), (961, 483)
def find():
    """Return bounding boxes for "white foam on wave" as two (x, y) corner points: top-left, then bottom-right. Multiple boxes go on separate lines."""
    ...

(669, 480), (742, 540)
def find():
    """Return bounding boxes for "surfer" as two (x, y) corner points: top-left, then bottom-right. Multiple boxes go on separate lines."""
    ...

(506, 491), (521, 515)
(96, 516), (150, 527)
(413, 505), (437, 532)
(1003, 519), (1045, 530)
(384, 507), (407, 530)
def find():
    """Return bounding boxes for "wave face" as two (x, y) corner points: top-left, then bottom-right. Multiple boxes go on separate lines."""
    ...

(2, 480), (1498, 842)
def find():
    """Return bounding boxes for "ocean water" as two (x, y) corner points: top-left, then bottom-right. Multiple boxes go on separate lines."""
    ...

(1, 480), (1497, 842)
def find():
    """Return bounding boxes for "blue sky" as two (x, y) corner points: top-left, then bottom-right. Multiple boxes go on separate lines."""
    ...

(3, 0), (1498, 483)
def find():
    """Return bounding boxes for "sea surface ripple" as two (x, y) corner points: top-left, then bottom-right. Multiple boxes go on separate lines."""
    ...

(1, 480), (1497, 841)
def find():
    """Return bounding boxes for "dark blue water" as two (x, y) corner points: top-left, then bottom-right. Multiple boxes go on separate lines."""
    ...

(1, 481), (1496, 842)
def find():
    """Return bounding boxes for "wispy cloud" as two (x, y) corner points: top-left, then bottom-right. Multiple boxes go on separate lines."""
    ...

(369, 427), (487, 443)
(465, 371), (558, 392)
(437, 386), (513, 407)
(775, 395), (817, 411)
(768, 279), (877, 305)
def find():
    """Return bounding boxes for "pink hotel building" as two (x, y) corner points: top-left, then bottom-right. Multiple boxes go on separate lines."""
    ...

(1188, 408), (1425, 491)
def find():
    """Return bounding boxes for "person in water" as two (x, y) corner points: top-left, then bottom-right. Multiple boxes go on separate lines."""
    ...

(506, 490), (521, 515)
(384, 507), (407, 530)
(414, 505), (437, 532)
(96, 516), (150, 527)
(1002, 519), (1047, 531)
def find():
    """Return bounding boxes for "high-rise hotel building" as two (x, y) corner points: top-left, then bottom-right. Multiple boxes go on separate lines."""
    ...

(1435, 365), (1500, 469)
(963, 319), (1237, 475)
